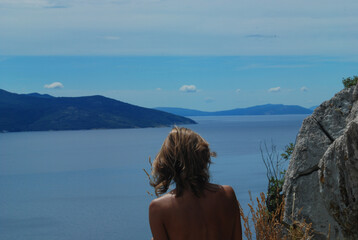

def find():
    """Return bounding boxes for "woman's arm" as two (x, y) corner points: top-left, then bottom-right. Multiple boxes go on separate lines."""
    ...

(223, 185), (243, 240)
(149, 200), (169, 240)
(232, 200), (243, 240)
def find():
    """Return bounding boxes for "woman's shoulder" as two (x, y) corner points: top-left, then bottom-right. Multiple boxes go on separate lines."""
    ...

(208, 183), (235, 194)
(149, 191), (175, 212)
(221, 185), (236, 195)
(209, 184), (237, 202)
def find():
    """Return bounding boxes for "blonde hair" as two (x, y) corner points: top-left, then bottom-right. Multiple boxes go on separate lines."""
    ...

(150, 126), (216, 197)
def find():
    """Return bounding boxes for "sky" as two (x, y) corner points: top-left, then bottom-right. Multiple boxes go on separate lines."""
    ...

(1, 0), (358, 111)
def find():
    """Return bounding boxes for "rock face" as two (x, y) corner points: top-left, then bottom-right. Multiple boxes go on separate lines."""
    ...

(283, 84), (358, 239)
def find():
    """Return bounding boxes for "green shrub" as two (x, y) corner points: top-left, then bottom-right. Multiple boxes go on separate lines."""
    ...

(342, 75), (358, 88)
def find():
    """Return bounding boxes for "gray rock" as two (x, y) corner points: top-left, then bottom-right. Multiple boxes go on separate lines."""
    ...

(347, 84), (358, 123)
(352, 83), (358, 101)
(319, 121), (358, 239)
(283, 86), (358, 239)
(313, 87), (354, 139)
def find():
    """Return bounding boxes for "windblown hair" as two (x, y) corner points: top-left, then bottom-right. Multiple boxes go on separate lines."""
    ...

(150, 126), (216, 197)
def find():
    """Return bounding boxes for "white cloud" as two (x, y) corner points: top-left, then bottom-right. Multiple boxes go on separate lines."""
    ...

(235, 89), (241, 93)
(301, 86), (308, 92)
(44, 82), (64, 89)
(0, 0), (70, 8)
(245, 34), (278, 39)
(102, 36), (121, 40)
(179, 85), (197, 93)
(156, 88), (162, 91)
(268, 87), (281, 92)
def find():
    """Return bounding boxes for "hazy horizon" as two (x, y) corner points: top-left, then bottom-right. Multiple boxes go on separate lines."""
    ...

(1, 1), (357, 111)
(1, 55), (355, 111)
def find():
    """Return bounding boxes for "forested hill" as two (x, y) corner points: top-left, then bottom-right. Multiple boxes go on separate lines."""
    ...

(0, 89), (196, 132)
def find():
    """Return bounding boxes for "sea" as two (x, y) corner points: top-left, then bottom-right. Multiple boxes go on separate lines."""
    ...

(0, 115), (307, 240)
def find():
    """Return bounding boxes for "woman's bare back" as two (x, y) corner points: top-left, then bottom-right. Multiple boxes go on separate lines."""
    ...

(149, 184), (242, 240)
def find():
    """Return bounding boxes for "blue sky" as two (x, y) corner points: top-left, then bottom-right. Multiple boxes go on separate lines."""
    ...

(0, 0), (357, 111)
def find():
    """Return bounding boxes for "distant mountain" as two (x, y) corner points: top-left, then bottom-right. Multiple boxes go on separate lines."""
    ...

(309, 105), (319, 110)
(25, 93), (55, 98)
(0, 89), (196, 132)
(155, 104), (313, 117)
(155, 107), (210, 116)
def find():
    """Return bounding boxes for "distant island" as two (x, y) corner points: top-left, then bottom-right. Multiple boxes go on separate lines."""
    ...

(155, 104), (313, 117)
(0, 89), (196, 132)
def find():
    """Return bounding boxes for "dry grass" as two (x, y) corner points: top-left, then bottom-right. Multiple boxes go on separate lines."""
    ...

(240, 192), (315, 240)
(143, 157), (155, 197)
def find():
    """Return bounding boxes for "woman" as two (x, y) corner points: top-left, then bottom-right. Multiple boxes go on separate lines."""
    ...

(148, 127), (242, 240)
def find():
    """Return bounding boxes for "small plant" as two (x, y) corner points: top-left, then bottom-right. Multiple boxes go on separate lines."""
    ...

(281, 143), (294, 161)
(260, 142), (293, 214)
(342, 75), (358, 88)
(144, 157), (155, 197)
(240, 192), (285, 240)
(240, 192), (314, 240)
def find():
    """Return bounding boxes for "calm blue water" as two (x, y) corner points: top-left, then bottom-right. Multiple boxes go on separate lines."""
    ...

(0, 115), (307, 240)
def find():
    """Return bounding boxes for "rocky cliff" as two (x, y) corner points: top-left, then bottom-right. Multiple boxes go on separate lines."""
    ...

(283, 84), (358, 239)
